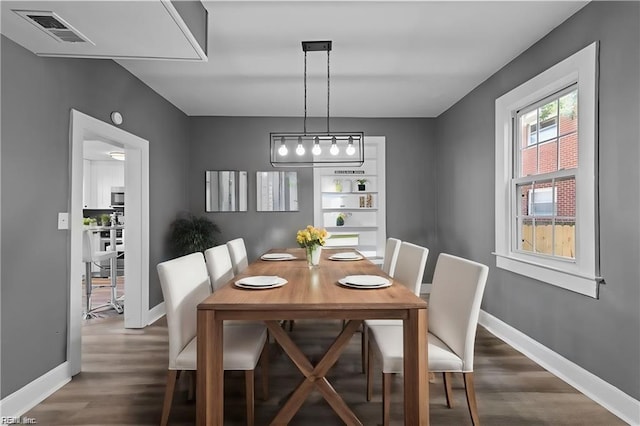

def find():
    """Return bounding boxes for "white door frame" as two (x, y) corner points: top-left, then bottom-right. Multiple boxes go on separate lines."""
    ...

(68, 109), (149, 375)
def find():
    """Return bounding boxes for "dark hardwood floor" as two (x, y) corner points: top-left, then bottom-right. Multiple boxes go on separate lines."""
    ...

(26, 312), (624, 425)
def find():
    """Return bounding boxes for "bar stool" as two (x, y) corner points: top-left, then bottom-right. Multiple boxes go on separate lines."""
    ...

(82, 230), (120, 318)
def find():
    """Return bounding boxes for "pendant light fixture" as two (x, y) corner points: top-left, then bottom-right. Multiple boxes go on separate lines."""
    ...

(270, 41), (364, 167)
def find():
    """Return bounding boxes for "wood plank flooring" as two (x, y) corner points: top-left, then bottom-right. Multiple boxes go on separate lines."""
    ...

(26, 315), (624, 425)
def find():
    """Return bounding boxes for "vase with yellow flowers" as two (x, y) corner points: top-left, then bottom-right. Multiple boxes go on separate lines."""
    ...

(296, 225), (328, 268)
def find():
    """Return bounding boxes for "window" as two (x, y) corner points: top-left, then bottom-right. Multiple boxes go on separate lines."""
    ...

(494, 42), (601, 298)
(527, 186), (557, 217)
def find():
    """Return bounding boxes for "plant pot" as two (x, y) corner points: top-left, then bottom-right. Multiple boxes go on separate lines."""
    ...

(357, 184), (366, 191)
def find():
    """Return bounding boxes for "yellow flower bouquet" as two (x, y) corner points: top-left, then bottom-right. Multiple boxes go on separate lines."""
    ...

(296, 225), (328, 267)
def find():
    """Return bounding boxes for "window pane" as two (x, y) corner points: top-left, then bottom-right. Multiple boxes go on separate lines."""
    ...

(538, 140), (558, 174)
(555, 176), (576, 221)
(517, 182), (533, 217)
(559, 90), (578, 135)
(538, 100), (558, 143)
(520, 110), (538, 147)
(518, 217), (534, 253)
(559, 134), (578, 169)
(534, 218), (554, 255)
(539, 99), (558, 122)
(521, 145), (538, 177)
(555, 218), (576, 259)
(531, 187), (555, 216)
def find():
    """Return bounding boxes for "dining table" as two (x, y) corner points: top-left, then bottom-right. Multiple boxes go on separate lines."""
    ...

(196, 247), (429, 425)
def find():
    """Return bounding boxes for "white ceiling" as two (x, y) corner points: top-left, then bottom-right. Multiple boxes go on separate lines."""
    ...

(2, 1), (589, 118)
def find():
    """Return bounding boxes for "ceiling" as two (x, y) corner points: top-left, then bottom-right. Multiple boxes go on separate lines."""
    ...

(84, 140), (125, 161)
(2, 1), (589, 118)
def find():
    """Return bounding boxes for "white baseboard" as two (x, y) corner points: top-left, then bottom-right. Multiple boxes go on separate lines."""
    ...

(0, 362), (71, 418)
(147, 301), (165, 325)
(479, 310), (640, 426)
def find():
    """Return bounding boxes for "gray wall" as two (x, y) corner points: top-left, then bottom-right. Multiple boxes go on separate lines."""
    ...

(434, 1), (640, 399)
(0, 36), (190, 397)
(188, 117), (438, 275)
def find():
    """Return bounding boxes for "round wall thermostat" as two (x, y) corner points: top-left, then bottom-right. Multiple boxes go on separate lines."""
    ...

(110, 111), (123, 125)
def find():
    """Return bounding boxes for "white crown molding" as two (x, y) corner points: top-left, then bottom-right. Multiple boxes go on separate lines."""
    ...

(479, 310), (640, 425)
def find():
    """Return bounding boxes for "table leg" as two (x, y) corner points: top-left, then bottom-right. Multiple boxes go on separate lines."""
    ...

(197, 310), (223, 425)
(265, 320), (364, 426)
(403, 308), (429, 425)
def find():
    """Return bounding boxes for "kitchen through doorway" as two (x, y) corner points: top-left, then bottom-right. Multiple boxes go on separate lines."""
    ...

(82, 139), (126, 320)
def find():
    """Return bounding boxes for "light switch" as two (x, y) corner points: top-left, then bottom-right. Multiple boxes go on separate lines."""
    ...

(58, 212), (69, 230)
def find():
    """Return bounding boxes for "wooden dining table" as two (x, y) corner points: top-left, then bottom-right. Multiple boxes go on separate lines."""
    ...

(196, 247), (429, 425)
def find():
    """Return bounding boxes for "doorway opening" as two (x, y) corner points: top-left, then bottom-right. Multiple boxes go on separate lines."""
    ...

(69, 109), (150, 375)
(82, 139), (126, 319)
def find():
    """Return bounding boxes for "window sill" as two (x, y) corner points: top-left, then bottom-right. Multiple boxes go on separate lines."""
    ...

(493, 253), (601, 298)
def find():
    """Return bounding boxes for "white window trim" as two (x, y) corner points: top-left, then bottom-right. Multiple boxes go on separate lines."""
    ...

(494, 42), (601, 298)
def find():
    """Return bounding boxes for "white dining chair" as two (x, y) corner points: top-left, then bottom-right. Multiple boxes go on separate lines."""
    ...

(362, 241), (428, 373)
(366, 253), (489, 426)
(204, 244), (235, 292)
(227, 237), (249, 275)
(381, 237), (402, 277)
(157, 252), (269, 426)
(82, 229), (120, 318)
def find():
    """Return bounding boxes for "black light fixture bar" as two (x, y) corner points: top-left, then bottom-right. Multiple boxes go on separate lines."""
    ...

(270, 132), (364, 167)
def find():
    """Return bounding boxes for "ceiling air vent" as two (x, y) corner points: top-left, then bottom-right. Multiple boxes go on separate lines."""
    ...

(13, 10), (93, 44)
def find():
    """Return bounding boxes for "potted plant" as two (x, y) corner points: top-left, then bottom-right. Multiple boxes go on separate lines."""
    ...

(168, 214), (221, 257)
(356, 178), (367, 191)
(100, 214), (111, 227)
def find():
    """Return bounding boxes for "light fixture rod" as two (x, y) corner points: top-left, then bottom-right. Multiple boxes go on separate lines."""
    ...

(304, 50), (307, 134)
(327, 48), (330, 133)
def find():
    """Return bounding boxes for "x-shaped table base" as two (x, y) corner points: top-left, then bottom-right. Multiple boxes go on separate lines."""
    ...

(265, 320), (364, 426)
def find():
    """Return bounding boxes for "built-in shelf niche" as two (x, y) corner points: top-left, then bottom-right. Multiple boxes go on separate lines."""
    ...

(313, 136), (386, 260)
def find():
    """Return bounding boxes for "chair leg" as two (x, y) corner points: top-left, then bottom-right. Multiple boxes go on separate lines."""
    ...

(463, 372), (480, 426)
(443, 372), (454, 408)
(366, 342), (375, 401)
(160, 370), (179, 426)
(260, 342), (269, 400)
(245, 370), (255, 426)
(83, 262), (95, 319)
(361, 323), (369, 374)
(187, 370), (196, 401)
(382, 372), (391, 426)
